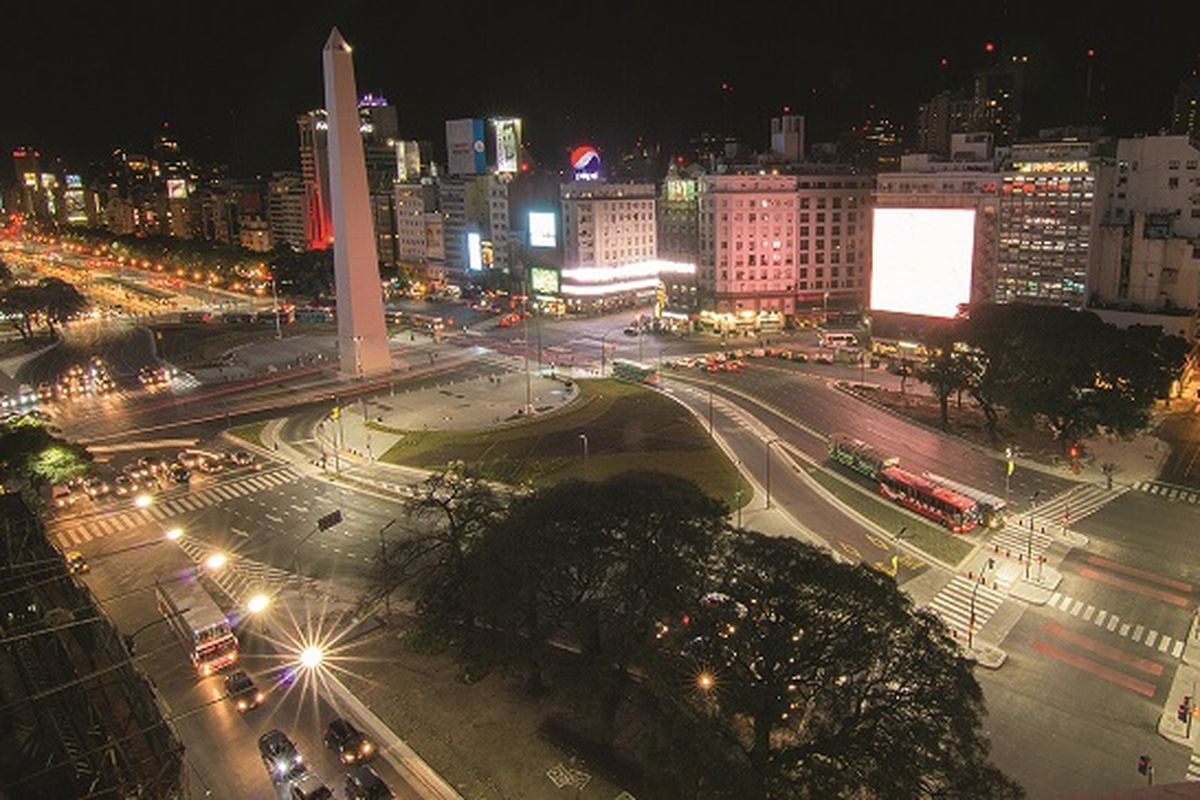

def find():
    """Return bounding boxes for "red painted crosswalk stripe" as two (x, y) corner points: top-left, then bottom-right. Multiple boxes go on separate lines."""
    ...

(1041, 622), (1163, 676)
(1032, 640), (1157, 697)
(1079, 567), (1190, 607)
(1085, 555), (1193, 593)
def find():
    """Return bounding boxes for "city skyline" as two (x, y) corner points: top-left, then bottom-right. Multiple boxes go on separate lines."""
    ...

(4, 2), (1199, 174)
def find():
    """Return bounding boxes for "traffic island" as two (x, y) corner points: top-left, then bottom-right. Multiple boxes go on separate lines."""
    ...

(1159, 613), (1200, 749)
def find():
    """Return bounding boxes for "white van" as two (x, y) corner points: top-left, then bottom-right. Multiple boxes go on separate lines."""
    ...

(819, 331), (858, 348)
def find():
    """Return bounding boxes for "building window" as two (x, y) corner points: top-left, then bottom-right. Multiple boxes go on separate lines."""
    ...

(1169, 177), (1180, 189)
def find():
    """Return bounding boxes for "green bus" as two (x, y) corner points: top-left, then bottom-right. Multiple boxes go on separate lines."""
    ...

(612, 359), (659, 384)
(828, 434), (899, 481)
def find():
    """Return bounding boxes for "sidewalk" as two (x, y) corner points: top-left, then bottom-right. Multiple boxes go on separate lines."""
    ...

(1159, 610), (1200, 751)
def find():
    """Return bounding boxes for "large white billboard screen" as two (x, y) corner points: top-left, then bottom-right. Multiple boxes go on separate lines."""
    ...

(870, 208), (975, 318)
(528, 211), (556, 248)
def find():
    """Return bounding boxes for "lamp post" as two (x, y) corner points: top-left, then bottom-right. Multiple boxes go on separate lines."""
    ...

(968, 558), (995, 650)
(579, 433), (588, 467)
(1026, 490), (1041, 580)
(270, 278), (282, 340)
(734, 488), (743, 528)
(708, 385), (714, 436)
(765, 438), (782, 509)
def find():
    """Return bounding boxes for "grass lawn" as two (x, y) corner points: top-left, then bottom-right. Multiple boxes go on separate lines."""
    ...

(0, 333), (56, 360)
(150, 322), (336, 368)
(227, 420), (268, 449)
(805, 463), (974, 566)
(379, 378), (751, 508)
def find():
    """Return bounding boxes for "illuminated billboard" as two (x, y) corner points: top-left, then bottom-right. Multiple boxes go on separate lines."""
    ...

(571, 145), (601, 181)
(530, 266), (561, 295)
(493, 118), (522, 174)
(870, 208), (975, 319)
(167, 179), (189, 199)
(446, 118), (486, 175)
(467, 231), (483, 271)
(528, 211), (557, 248)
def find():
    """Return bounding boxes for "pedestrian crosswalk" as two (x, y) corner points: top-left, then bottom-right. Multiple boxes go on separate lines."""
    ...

(989, 522), (1057, 566)
(1187, 753), (1200, 782)
(1028, 484), (1127, 527)
(176, 536), (321, 606)
(926, 575), (1005, 643)
(51, 468), (303, 548)
(1046, 589), (1188, 659)
(1133, 480), (1200, 504)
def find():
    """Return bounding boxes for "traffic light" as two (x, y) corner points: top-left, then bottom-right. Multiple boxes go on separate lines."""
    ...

(1069, 444), (1080, 459)
(1180, 696), (1191, 723)
(1138, 755), (1150, 775)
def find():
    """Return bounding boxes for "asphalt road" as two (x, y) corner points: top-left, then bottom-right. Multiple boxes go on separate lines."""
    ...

(978, 490), (1200, 796)
(1155, 412), (1200, 488)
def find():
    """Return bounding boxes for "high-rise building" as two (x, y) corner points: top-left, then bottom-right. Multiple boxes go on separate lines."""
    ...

(445, 118), (486, 176)
(972, 61), (1025, 146)
(1108, 135), (1200, 239)
(697, 171), (872, 325)
(560, 181), (656, 270)
(394, 182), (439, 265)
(840, 117), (902, 172)
(239, 215), (272, 252)
(996, 137), (1114, 307)
(439, 174), (509, 278)
(658, 163), (704, 264)
(769, 114), (805, 162)
(267, 172), (307, 251)
(297, 109), (333, 249)
(915, 89), (973, 156)
(1170, 66), (1200, 142)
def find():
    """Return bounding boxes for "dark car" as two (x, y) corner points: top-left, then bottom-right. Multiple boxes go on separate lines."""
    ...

(289, 771), (334, 800)
(228, 450), (255, 467)
(344, 765), (395, 799)
(324, 718), (374, 764)
(224, 669), (264, 713)
(169, 464), (191, 484)
(258, 729), (304, 782)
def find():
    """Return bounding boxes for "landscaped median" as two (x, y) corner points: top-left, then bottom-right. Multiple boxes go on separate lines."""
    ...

(227, 419), (268, 449)
(803, 460), (975, 567)
(377, 378), (751, 508)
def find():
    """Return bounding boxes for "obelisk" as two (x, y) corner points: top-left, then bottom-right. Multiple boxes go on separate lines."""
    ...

(323, 28), (391, 379)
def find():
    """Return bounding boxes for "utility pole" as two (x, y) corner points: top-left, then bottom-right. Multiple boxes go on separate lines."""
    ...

(708, 385), (714, 436)
(579, 434), (588, 468)
(734, 489), (743, 528)
(765, 438), (781, 509)
(378, 519), (395, 615)
(270, 278), (282, 340)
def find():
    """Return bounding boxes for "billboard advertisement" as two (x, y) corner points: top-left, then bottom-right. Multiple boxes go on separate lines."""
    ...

(870, 208), (975, 319)
(493, 118), (522, 174)
(467, 231), (483, 271)
(167, 178), (189, 199)
(571, 145), (601, 181)
(446, 118), (486, 175)
(528, 211), (557, 248)
(530, 266), (561, 295)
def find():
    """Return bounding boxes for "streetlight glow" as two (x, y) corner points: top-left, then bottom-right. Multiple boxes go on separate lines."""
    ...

(204, 552), (228, 571)
(299, 645), (324, 669)
(165, 527), (183, 541)
(697, 671), (716, 692)
(246, 593), (270, 614)
(134, 493), (153, 508)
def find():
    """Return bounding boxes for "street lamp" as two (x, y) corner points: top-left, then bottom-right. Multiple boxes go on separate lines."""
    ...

(765, 438), (782, 509)
(246, 593), (271, 615)
(299, 645), (323, 670)
(204, 552), (228, 572)
(164, 527), (183, 541)
(1026, 490), (1041, 580)
(579, 434), (588, 467)
(133, 493), (153, 509)
(968, 558), (995, 650)
(734, 489), (743, 528)
(696, 671), (715, 692)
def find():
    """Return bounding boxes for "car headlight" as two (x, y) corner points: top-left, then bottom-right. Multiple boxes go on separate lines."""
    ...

(237, 700), (247, 710)
(344, 753), (355, 762)
(361, 742), (372, 754)
(255, 692), (264, 703)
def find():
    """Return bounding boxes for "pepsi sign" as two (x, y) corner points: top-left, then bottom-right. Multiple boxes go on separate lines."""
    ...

(571, 145), (601, 181)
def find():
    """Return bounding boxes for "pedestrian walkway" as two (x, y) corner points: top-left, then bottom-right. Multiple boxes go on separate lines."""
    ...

(1133, 480), (1200, 504)
(176, 535), (327, 606)
(1028, 483), (1127, 527)
(926, 575), (1005, 643)
(1046, 589), (1188, 660)
(50, 467), (303, 548)
(989, 521), (1057, 568)
(1188, 752), (1200, 781)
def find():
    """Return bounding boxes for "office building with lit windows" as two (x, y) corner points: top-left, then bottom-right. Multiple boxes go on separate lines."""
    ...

(996, 137), (1114, 307)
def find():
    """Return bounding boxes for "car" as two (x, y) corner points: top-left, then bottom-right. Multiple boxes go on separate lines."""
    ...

(324, 718), (374, 764)
(51, 484), (78, 509)
(65, 550), (89, 575)
(289, 771), (334, 800)
(84, 477), (111, 498)
(177, 449), (208, 468)
(224, 670), (264, 712)
(113, 475), (136, 496)
(228, 450), (255, 468)
(169, 464), (191, 484)
(622, 327), (638, 336)
(343, 765), (395, 800)
(196, 457), (224, 474)
(125, 462), (150, 480)
(136, 456), (163, 475)
(813, 354), (834, 365)
(258, 730), (304, 783)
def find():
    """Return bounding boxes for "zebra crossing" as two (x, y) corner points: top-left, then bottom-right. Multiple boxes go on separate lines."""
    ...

(1027, 484), (1127, 527)
(1133, 480), (1200, 504)
(176, 536), (320, 605)
(1187, 753), (1200, 782)
(989, 522), (1057, 567)
(1045, 589), (1188, 660)
(52, 467), (303, 548)
(926, 575), (1005, 643)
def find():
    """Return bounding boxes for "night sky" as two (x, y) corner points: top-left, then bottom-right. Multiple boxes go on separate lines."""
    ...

(4, 1), (1199, 176)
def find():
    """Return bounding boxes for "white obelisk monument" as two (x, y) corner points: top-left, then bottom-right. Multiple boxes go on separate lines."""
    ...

(323, 28), (391, 379)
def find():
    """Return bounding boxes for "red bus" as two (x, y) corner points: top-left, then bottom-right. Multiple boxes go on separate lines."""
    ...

(878, 466), (980, 533)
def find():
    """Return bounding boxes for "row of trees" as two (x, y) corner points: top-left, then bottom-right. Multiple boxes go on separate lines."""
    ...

(0, 259), (90, 340)
(913, 304), (1190, 448)
(0, 414), (92, 497)
(383, 471), (1021, 799)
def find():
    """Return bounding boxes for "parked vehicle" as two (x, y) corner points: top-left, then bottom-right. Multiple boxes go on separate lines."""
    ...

(324, 718), (374, 764)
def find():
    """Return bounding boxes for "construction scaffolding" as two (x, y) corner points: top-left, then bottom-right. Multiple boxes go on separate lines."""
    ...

(0, 494), (183, 798)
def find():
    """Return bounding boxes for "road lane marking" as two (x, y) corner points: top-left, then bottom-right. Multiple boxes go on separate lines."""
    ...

(1083, 605), (1095, 621)
(1041, 622), (1164, 676)
(1175, 640), (1186, 659)
(1079, 567), (1190, 607)
(264, 514), (284, 524)
(1058, 595), (1073, 611)
(1159, 636), (1172, 653)
(1050, 591), (1062, 606)
(1085, 555), (1194, 593)
(1095, 610), (1107, 626)
(1070, 600), (1084, 616)
(1146, 631), (1158, 648)
(1118, 622), (1128, 635)
(1031, 640), (1157, 697)
(1133, 625), (1145, 642)
(231, 527), (250, 538)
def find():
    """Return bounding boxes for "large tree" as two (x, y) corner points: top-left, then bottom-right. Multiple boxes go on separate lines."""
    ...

(37, 277), (89, 334)
(657, 533), (1022, 799)
(0, 420), (91, 495)
(915, 324), (971, 430)
(0, 284), (43, 340)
